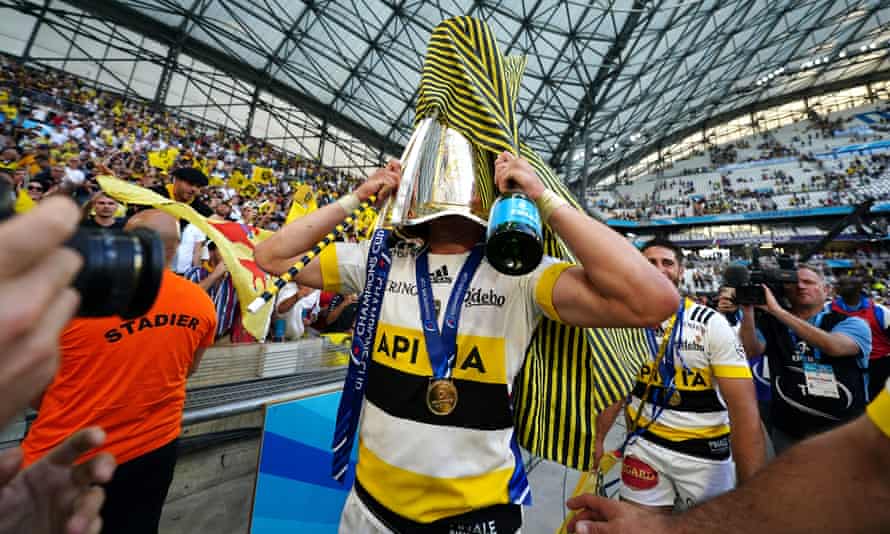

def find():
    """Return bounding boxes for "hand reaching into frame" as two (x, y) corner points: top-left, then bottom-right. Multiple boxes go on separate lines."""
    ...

(0, 427), (116, 534)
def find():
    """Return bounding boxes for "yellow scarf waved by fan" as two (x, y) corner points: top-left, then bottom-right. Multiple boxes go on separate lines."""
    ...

(98, 176), (275, 340)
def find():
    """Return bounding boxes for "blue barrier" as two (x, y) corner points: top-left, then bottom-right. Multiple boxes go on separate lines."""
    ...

(250, 391), (354, 534)
(815, 139), (890, 159)
(833, 126), (874, 137)
(607, 202), (890, 228)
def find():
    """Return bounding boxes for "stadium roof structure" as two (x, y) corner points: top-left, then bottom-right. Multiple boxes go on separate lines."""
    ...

(3, 0), (890, 179)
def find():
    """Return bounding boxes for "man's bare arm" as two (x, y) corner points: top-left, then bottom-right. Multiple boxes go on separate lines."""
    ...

(567, 414), (890, 534)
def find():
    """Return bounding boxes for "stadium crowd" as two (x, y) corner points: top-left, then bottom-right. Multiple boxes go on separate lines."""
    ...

(600, 103), (890, 221)
(0, 54), (363, 344)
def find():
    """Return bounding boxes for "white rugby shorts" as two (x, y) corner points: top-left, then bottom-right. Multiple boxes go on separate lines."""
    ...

(619, 437), (736, 510)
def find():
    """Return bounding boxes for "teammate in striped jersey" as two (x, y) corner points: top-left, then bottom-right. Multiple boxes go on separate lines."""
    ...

(567, 377), (890, 534)
(598, 238), (765, 513)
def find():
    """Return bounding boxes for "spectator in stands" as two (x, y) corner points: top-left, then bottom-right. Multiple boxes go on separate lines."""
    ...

(63, 155), (85, 187)
(25, 180), (43, 202)
(0, 196), (115, 534)
(275, 282), (322, 340)
(21, 209), (217, 534)
(149, 166), (212, 218)
(81, 191), (125, 229)
(213, 199), (233, 221)
(172, 221), (205, 275)
(739, 264), (871, 452)
(0, 147), (17, 172)
(49, 124), (68, 146)
(185, 241), (241, 341)
(313, 292), (360, 334)
(828, 274), (890, 400)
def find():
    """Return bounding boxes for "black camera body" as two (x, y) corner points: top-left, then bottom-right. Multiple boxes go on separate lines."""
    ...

(724, 255), (798, 306)
(0, 178), (164, 318)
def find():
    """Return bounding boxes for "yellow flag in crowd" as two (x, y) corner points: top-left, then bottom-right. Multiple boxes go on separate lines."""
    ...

(285, 183), (317, 224)
(97, 176), (275, 340)
(240, 183), (259, 199)
(147, 148), (179, 170)
(194, 158), (212, 178)
(251, 166), (275, 185)
(228, 170), (248, 191)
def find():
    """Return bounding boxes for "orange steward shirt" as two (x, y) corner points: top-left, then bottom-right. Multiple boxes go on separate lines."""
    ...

(22, 271), (217, 466)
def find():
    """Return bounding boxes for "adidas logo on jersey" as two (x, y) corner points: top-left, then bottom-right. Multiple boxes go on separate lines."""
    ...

(430, 265), (453, 284)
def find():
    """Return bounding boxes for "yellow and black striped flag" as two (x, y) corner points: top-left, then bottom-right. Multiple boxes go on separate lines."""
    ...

(416, 16), (650, 471)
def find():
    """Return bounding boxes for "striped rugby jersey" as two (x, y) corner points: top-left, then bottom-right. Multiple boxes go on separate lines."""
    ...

(318, 240), (571, 523)
(627, 300), (752, 447)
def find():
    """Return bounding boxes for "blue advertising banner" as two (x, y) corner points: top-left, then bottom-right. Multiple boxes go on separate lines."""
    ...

(250, 390), (354, 534)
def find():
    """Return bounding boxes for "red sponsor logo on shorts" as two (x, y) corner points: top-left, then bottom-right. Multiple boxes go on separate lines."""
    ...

(621, 455), (658, 490)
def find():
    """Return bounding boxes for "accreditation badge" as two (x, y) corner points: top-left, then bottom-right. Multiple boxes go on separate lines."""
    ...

(803, 362), (840, 399)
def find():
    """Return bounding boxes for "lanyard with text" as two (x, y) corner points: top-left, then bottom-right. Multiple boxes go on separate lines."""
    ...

(624, 299), (687, 450)
(331, 228), (393, 482)
(415, 243), (485, 416)
(790, 312), (841, 398)
(656, 299), (687, 399)
(789, 312), (824, 363)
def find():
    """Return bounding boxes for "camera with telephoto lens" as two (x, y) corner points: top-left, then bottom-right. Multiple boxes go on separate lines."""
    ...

(0, 178), (164, 318)
(723, 252), (798, 306)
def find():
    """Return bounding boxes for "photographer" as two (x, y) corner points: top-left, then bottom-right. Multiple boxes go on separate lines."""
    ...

(0, 195), (116, 534)
(22, 210), (216, 534)
(739, 264), (871, 452)
(717, 286), (772, 429)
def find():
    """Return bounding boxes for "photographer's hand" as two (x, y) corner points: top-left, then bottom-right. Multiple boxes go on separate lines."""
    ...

(716, 296), (738, 315)
(0, 427), (115, 534)
(756, 284), (783, 315)
(0, 197), (82, 427)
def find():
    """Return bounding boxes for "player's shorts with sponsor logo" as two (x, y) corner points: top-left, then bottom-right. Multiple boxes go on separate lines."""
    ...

(339, 486), (522, 534)
(619, 436), (735, 510)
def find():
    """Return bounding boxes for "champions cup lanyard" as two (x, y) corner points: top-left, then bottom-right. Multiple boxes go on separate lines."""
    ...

(331, 228), (393, 482)
(624, 299), (687, 451)
(789, 313), (823, 364)
(415, 244), (485, 382)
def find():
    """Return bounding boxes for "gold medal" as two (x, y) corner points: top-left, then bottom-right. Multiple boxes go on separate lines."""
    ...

(669, 390), (682, 407)
(427, 379), (458, 416)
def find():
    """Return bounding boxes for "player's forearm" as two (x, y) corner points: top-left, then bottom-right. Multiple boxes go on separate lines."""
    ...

(667, 416), (890, 534)
(255, 201), (349, 275)
(729, 421), (765, 483)
(596, 402), (623, 443)
(546, 205), (679, 325)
